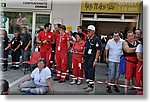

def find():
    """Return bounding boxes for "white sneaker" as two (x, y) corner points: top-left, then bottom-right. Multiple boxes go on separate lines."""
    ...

(86, 79), (90, 83)
(20, 88), (31, 92)
(77, 79), (82, 85)
(84, 87), (93, 92)
(70, 79), (76, 85)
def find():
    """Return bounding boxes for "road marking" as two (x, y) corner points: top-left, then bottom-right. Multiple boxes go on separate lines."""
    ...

(9, 74), (30, 88)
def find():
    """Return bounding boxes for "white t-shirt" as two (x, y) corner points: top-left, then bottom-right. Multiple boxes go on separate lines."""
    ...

(105, 38), (124, 62)
(135, 44), (143, 53)
(31, 67), (51, 86)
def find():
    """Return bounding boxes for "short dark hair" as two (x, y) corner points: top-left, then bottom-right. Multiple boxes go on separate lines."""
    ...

(37, 58), (46, 67)
(14, 30), (19, 33)
(113, 31), (119, 35)
(78, 26), (83, 30)
(0, 79), (9, 95)
(57, 24), (61, 28)
(22, 27), (28, 30)
(127, 30), (133, 34)
(44, 23), (52, 29)
(135, 29), (142, 34)
(75, 32), (84, 40)
(59, 25), (66, 31)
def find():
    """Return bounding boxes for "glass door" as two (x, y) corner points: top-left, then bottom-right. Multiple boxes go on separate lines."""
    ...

(31, 12), (51, 52)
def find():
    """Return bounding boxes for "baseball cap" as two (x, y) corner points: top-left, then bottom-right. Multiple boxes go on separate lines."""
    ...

(87, 25), (95, 31)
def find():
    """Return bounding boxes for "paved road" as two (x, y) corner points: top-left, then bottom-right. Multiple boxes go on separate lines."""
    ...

(1, 63), (137, 95)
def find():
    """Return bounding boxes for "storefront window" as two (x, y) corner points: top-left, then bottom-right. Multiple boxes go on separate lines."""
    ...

(35, 14), (50, 33)
(2, 12), (32, 39)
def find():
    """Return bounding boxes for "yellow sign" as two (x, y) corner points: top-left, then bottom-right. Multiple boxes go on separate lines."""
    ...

(66, 26), (73, 31)
(81, 0), (142, 13)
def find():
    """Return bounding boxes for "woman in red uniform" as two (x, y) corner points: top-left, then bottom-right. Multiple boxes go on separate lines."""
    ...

(70, 32), (85, 85)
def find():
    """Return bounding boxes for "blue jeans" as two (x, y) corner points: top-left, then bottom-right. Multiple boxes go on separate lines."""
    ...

(108, 61), (120, 82)
(21, 49), (30, 68)
(21, 49), (30, 62)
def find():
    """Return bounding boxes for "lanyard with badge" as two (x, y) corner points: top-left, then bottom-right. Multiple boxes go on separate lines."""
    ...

(58, 34), (65, 51)
(0, 41), (1, 48)
(88, 39), (93, 54)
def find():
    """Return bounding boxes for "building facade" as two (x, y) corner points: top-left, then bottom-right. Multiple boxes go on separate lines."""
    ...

(0, 0), (142, 51)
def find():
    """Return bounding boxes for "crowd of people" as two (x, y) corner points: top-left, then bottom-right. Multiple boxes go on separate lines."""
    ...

(0, 23), (143, 95)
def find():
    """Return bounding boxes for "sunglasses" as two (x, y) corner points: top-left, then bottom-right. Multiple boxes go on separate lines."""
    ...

(114, 35), (119, 37)
(87, 30), (91, 33)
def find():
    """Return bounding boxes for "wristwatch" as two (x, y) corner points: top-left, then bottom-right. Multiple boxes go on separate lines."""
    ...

(94, 59), (97, 62)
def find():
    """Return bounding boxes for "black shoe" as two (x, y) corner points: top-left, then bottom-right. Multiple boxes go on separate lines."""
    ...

(58, 80), (65, 83)
(65, 76), (70, 80)
(2, 68), (7, 72)
(123, 92), (128, 95)
(10, 66), (15, 69)
(106, 86), (112, 93)
(53, 78), (60, 81)
(83, 86), (88, 89)
(14, 67), (19, 70)
(113, 86), (120, 93)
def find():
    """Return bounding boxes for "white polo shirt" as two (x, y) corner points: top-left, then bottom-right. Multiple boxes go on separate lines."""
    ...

(31, 67), (51, 86)
(135, 44), (142, 53)
(105, 38), (124, 62)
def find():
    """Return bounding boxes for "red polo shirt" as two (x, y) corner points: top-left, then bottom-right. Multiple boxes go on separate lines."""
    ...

(56, 33), (70, 52)
(38, 31), (54, 52)
(72, 41), (85, 59)
(55, 31), (59, 41)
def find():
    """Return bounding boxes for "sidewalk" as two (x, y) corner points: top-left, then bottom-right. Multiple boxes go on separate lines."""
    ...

(1, 63), (137, 95)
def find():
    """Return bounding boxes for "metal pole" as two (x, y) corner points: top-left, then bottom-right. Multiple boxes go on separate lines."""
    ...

(31, 12), (36, 53)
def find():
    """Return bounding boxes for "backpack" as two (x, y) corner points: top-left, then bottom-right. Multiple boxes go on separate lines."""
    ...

(119, 55), (126, 74)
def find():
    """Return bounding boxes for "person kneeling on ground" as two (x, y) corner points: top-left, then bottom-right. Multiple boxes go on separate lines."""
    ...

(18, 58), (54, 95)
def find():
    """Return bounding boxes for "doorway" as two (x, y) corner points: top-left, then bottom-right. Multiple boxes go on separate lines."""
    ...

(31, 12), (51, 52)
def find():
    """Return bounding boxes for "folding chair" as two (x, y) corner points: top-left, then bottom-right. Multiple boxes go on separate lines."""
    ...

(22, 52), (41, 74)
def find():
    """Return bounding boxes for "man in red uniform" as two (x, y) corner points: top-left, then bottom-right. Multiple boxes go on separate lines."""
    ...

(37, 23), (54, 68)
(135, 41), (143, 95)
(122, 30), (140, 94)
(54, 25), (70, 83)
(49, 24), (62, 69)
(77, 26), (88, 41)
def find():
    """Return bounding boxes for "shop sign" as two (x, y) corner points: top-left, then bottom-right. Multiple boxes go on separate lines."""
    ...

(0, 0), (52, 10)
(66, 26), (73, 31)
(81, 0), (142, 13)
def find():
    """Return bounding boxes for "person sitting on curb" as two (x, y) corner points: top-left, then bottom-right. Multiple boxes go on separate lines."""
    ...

(18, 58), (54, 95)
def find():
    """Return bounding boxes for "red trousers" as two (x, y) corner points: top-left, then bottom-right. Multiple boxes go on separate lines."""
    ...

(136, 60), (143, 91)
(72, 57), (83, 80)
(55, 51), (68, 81)
(125, 56), (138, 80)
(40, 49), (52, 68)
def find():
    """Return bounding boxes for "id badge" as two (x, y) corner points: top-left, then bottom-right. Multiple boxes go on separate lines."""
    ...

(12, 41), (14, 45)
(88, 49), (92, 54)
(58, 46), (60, 51)
(20, 41), (23, 45)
